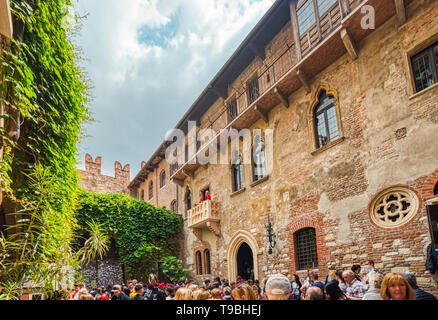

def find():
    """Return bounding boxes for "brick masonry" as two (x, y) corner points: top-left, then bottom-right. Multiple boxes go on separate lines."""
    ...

(124, 0), (438, 295)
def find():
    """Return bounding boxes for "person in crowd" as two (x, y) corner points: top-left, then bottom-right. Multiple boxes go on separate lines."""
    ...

(290, 274), (302, 300)
(380, 272), (416, 300)
(325, 270), (337, 284)
(222, 286), (233, 300)
(304, 286), (323, 300)
(111, 285), (131, 300)
(70, 284), (80, 300)
(351, 264), (362, 282)
(251, 285), (261, 300)
(300, 269), (314, 297)
(362, 272), (383, 300)
(203, 278), (211, 290)
(311, 274), (325, 296)
(128, 281), (136, 298)
(132, 284), (145, 300)
(240, 283), (258, 300)
(336, 270), (347, 293)
(175, 287), (193, 300)
(193, 289), (210, 300)
(402, 271), (437, 300)
(78, 288), (89, 300)
(97, 289), (110, 301)
(94, 287), (103, 300)
(209, 288), (223, 300)
(145, 284), (153, 300)
(324, 281), (347, 300)
(343, 270), (366, 300)
(264, 274), (291, 300)
(156, 289), (167, 300)
(79, 293), (94, 300)
(231, 286), (248, 300)
(165, 285), (175, 300)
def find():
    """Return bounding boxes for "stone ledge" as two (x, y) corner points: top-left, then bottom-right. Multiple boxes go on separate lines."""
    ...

(230, 187), (246, 198)
(409, 82), (438, 100)
(311, 136), (345, 156)
(250, 175), (269, 188)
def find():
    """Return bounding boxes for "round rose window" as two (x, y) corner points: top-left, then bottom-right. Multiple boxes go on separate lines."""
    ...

(370, 187), (419, 229)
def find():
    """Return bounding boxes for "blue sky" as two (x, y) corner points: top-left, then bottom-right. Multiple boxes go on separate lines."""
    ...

(73, 0), (275, 179)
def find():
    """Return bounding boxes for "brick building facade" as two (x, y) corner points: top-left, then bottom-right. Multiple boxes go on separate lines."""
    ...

(128, 0), (438, 295)
(79, 154), (130, 195)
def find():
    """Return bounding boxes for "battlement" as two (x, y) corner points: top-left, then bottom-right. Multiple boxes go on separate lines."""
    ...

(80, 154), (130, 195)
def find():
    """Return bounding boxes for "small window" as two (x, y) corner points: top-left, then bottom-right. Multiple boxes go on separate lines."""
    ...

(204, 249), (211, 275)
(314, 90), (339, 149)
(411, 41), (438, 92)
(171, 200), (178, 213)
(434, 182), (438, 196)
(160, 170), (166, 188)
(297, 0), (316, 36)
(232, 152), (244, 192)
(295, 227), (318, 270)
(253, 135), (266, 182)
(196, 251), (203, 275)
(170, 163), (179, 176)
(140, 189), (144, 201)
(247, 77), (260, 105)
(186, 188), (192, 211)
(228, 98), (238, 121)
(149, 181), (153, 200)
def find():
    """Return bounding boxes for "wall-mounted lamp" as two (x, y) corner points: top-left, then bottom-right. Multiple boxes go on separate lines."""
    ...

(265, 215), (276, 255)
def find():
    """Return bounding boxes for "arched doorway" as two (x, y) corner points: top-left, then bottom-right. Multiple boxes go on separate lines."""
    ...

(227, 230), (260, 282)
(237, 242), (254, 280)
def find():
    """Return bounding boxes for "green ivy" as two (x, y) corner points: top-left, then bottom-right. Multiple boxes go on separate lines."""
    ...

(76, 192), (184, 280)
(0, 0), (94, 298)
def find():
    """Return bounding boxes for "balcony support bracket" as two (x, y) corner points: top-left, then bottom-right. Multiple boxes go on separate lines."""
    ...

(254, 105), (269, 124)
(297, 69), (311, 93)
(191, 228), (203, 241)
(206, 221), (221, 237)
(274, 86), (289, 108)
(394, 0), (406, 25)
(340, 28), (358, 60)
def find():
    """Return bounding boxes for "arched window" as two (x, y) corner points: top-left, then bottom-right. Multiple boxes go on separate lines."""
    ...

(253, 135), (266, 182)
(204, 249), (211, 275)
(160, 170), (166, 188)
(186, 188), (192, 211)
(232, 151), (244, 192)
(148, 181), (153, 200)
(196, 251), (203, 275)
(314, 90), (339, 148)
(171, 200), (178, 213)
(294, 227), (318, 270)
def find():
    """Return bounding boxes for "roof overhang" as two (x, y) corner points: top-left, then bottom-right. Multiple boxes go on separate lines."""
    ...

(0, 0), (13, 39)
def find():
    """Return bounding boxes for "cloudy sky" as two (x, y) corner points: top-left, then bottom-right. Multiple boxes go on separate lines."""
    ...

(73, 0), (275, 179)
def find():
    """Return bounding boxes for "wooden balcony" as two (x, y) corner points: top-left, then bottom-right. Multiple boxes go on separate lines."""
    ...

(187, 200), (220, 241)
(171, 0), (412, 183)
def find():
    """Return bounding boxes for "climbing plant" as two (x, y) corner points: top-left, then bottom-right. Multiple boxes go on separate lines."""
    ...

(0, 0), (107, 299)
(77, 192), (184, 280)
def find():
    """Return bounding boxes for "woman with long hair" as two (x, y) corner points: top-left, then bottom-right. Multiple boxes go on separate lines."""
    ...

(380, 273), (416, 300)
(324, 281), (348, 300)
(290, 274), (302, 300)
(174, 287), (193, 300)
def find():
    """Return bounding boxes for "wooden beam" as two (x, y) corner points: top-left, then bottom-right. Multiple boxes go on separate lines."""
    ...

(289, 0), (302, 61)
(296, 69), (311, 93)
(182, 169), (194, 179)
(340, 28), (358, 60)
(254, 105), (269, 124)
(394, 0), (406, 25)
(274, 86), (289, 108)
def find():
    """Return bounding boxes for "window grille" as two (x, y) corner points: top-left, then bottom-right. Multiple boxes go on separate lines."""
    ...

(295, 228), (318, 270)
(228, 98), (238, 121)
(247, 77), (260, 105)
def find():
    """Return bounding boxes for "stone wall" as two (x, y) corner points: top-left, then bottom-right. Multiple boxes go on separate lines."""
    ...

(79, 154), (130, 195)
(129, 0), (438, 295)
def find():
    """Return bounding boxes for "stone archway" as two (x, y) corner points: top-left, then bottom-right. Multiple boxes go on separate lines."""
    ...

(227, 230), (260, 282)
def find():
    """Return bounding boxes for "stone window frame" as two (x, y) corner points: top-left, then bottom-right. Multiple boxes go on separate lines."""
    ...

(308, 83), (345, 156)
(294, 227), (319, 271)
(368, 185), (422, 230)
(405, 31), (438, 98)
(170, 199), (178, 214)
(195, 250), (203, 275)
(160, 169), (166, 189)
(140, 189), (144, 201)
(148, 180), (153, 200)
(194, 245), (212, 276)
(230, 150), (245, 193)
(250, 130), (268, 184)
(203, 249), (211, 275)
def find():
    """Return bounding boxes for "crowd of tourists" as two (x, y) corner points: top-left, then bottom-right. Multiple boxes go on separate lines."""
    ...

(58, 260), (436, 301)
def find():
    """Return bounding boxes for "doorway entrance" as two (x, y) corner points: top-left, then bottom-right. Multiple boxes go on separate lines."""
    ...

(237, 242), (254, 281)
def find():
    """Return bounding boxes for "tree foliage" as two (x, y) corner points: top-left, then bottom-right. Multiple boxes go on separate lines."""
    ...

(0, 0), (104, 299)
(77, 192), (184, 280)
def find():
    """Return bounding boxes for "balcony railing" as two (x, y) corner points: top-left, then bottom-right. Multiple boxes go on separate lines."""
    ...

(170, 0), (400, 182)
(187, 200), (220, 240)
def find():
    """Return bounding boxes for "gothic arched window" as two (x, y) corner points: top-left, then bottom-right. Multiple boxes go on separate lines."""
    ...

(160, 170), (166, 188)
(148, 181), (153, 200)
(196, 251), (203, 275)
(314, 90), (339, 149)
(204, 249), (211, 275)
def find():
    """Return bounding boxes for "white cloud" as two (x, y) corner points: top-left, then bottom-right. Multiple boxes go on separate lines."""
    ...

(73, 0), (275, 178)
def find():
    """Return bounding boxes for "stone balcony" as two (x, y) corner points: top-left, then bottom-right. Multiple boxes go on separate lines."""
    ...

(187, 200), (220, 241)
